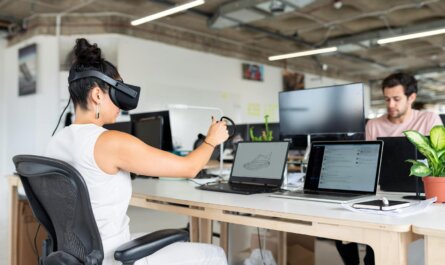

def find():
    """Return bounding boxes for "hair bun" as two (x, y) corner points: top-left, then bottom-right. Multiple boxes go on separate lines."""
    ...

(73, 38), (103, 66)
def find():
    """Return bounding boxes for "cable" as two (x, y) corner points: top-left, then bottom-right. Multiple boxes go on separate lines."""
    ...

(34, 223), (41, 265)
(257, 227), (267, 265)
(52, 98), (71, 136)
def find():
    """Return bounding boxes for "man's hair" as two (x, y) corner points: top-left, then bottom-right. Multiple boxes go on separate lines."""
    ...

(381, 72), (417, 97)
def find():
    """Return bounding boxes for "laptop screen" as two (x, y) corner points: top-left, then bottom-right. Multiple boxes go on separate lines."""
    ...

(230, 141), (289, 186)
(305, 141), (383, 194)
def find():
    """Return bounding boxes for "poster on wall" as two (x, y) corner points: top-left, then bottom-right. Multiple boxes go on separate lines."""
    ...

(282, 69), (304, 91)
(18, 44), (37, 96)
(242, 63), (264, 81)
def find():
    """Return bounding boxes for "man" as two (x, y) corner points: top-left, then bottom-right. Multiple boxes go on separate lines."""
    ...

(336, 72), (442, 265)
(366, 72), (442, 140)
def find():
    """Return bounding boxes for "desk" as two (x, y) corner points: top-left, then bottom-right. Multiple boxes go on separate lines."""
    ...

(131, 178), (416, 265)
(9, 175), (445, 265)
(411, 205), (445, 265)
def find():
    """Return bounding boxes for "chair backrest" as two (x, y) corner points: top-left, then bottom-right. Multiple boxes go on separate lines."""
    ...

(13, 155), (103, 264)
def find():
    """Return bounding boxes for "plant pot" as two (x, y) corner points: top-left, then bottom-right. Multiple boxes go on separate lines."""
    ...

(422, 177), (445, 203)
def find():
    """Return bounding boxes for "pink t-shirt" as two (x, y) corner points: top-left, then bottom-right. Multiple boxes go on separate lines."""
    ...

(366, 110), (442, 140)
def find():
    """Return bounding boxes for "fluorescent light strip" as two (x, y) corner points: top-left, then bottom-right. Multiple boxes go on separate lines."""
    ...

(378, 28), (445, 44)
(268, 47), (338, 61)
(131, 0), (205, 26)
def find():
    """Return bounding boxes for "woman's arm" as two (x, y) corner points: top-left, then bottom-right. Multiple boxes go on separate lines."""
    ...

(95, 118), (228, 178)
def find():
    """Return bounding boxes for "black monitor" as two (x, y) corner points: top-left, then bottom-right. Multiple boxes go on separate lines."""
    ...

(440, 114), (445, 125)
(377, 136), (424, 197)
(130, 111), (174, 151)
(133, 117), (163, 149)
(103, 121), (132, 134)
(279, 83), (365, 148)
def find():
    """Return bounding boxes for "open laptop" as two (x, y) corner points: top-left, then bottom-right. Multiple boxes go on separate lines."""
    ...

(377, 137), (424, 194)
(198, 141), (289, 195)
(271, 141), (383, 203)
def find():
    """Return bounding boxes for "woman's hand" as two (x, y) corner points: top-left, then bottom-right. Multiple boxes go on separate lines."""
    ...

(205, 117), (229, 147)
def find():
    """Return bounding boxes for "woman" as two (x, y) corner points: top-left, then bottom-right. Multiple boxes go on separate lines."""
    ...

(46, 38), (229, 265)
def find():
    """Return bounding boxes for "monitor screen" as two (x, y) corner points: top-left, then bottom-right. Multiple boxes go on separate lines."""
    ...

(279, 83), (365, 136)
(133, 117), (163, 149)
(130, 111), (174, 151)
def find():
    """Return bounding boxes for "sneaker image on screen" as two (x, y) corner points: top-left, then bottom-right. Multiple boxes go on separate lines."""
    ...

(243, 153), (272, 171)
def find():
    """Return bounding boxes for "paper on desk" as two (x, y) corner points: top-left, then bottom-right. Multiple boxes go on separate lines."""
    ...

(341, 197), (437, 217)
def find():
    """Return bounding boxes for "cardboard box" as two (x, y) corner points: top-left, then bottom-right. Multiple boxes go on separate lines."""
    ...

(17, 199), (47, 265)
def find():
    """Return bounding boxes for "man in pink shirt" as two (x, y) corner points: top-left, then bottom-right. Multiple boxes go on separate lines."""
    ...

(336, 72), (442, 265)
(366, 72), (442, 140)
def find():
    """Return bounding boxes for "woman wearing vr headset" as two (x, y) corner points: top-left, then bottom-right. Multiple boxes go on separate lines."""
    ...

(46, 38), (229, 265)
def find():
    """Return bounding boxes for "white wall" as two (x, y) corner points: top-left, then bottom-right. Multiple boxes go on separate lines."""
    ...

(0, 37), (8, 263)
(0, 36), (59, 262)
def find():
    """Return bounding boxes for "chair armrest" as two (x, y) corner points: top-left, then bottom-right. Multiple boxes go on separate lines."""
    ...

(114, 229), (189, 263)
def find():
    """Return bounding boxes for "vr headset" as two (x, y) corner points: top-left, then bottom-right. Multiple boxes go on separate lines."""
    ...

(68, 70), (140, 111)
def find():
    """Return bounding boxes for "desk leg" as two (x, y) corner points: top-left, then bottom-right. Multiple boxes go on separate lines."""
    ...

(425, 236), (445, 265)
(189, 217), (200, 243)
(220, 222), (229, 258)
(9, 181), (18, 265)
(199, 218), (213, 244)
(369, 231), (412, 265)
(277, 231), (287, 265)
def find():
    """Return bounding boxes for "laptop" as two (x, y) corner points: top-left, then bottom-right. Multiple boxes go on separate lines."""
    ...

(377, 137), (424, 193)
(271, 141), (383, 203)
(198, 141), (289, 195)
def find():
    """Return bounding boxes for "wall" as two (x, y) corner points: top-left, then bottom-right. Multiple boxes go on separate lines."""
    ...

(0, 36), (59, 263)
(0, 37), (8, 263)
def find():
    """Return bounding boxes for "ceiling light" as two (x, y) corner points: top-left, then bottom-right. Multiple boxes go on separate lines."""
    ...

(377, 28), (445, 44)
(268, 47), (338, 61)
(131, 0), (205, 26)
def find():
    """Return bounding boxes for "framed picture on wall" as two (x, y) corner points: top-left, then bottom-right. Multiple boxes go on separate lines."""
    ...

(18, 44), (37, 96)
(242, 63), (264, 81)
(282, 69), (304, 91)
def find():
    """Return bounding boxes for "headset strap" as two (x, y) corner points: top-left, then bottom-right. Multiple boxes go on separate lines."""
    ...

(69, 70), (138, 98)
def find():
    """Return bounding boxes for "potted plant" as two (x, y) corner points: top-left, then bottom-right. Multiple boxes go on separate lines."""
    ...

(249, 115), (273, 141)
(404, 125), (445, 203)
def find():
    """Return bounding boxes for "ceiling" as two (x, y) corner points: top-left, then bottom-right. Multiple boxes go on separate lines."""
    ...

(2, 0), (445, 105)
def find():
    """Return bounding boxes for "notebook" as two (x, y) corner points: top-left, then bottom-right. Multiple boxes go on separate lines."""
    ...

(271, 141), (383, 203)
(198, 141), (289, 195)
(377, 137), (424, 193)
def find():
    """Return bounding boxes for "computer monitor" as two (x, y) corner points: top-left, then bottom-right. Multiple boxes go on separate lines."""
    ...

(377, 136), (424, 196)
(130, 111), (174, 151)
(279, 83), (365, 148)
(103, 121), (132, 134)
(133, 117), (163, 149)
(440, 114), (445, 125)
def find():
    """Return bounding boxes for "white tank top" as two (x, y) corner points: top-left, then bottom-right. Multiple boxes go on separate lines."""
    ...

(46, 123), (132, 265)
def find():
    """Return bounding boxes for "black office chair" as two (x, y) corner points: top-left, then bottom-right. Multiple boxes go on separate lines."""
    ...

(13, 155), (189, 265)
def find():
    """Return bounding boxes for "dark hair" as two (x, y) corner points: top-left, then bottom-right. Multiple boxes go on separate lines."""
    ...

(381, 72), (417, 97)
(68, 38), (121, 110)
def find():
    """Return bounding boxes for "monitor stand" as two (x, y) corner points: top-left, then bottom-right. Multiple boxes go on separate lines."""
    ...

(301, 134), (311, 173)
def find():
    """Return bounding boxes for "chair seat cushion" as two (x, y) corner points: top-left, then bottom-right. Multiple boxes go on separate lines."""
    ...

(46, 251), (82, 265)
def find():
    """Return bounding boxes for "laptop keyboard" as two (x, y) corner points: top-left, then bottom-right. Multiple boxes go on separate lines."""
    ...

(302, 190), (359, 197)
(229, 183), (279, 193)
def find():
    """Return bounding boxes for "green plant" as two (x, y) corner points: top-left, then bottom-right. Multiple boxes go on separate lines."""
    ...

(249, 115), (273, 141)
(404, 125), (445, 177)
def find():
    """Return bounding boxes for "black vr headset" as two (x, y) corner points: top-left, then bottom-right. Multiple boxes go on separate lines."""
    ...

(68, 70), (141, 111)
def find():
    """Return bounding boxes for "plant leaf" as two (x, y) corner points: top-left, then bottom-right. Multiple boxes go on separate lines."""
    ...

(408, 162), (431, 177)
(404, 130), (437, 162)
(430, 125), (445, 151)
